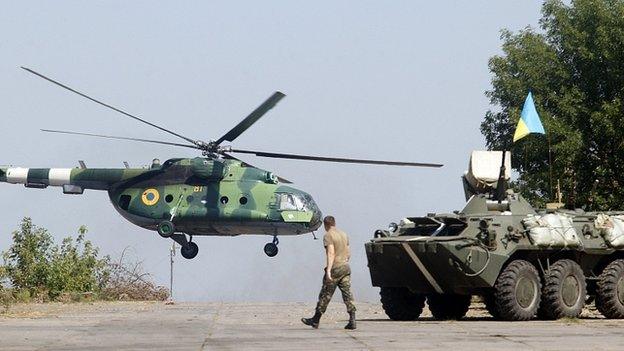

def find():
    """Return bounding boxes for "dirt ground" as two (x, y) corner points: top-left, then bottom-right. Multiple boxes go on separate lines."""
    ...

(1, 301), (622, 350)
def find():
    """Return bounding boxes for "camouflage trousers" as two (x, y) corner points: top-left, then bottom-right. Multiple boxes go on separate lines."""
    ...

(315, 264), (356, 314)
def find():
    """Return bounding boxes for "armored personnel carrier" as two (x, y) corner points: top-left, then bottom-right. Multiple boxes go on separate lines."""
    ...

(366, 151), (624, 321)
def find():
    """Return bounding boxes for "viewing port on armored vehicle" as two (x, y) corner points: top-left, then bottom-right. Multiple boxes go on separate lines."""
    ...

(366, 151), (624, 321)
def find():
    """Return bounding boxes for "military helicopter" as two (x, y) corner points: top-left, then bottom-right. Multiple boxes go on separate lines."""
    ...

(0, 67), (442, 259)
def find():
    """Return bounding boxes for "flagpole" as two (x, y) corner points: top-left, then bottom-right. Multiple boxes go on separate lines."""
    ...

(548, 133), (554, 201)
(505, 91), (546, 205)
(496, 138), (509, 203)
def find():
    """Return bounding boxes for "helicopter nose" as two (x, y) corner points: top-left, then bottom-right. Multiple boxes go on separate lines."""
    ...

(309, 202), (323, 230)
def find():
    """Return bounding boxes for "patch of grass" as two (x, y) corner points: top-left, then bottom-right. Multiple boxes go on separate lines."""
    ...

(0, 289), (12, 313)
(13, 289), (31, 303)
(558, 316), (581, 324)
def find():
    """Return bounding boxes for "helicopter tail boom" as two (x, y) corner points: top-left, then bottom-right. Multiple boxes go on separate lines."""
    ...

(0, 167), (147, 192)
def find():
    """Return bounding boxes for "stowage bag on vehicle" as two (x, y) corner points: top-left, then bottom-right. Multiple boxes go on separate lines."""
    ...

(522, 213), (581, 248)
(594, 214), (624, 248)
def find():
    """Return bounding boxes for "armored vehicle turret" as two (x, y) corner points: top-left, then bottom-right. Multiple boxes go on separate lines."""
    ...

(366, 151), (624, 321)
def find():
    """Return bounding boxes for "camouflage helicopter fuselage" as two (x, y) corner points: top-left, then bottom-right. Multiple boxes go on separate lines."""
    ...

(0, 157), (323, 237)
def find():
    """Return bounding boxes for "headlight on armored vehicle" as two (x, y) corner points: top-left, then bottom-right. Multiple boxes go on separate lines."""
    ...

(388, 222), (398, 233)
(374, 230), (388, 238)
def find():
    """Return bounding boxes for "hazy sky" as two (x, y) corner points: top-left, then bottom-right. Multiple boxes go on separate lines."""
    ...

(0, 1), (543, 302)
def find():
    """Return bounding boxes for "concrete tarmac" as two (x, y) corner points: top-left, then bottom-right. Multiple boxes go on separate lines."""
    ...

(1, 301), (623, 350)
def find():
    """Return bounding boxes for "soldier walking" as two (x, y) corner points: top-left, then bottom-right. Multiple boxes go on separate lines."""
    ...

(302, 215), (356, 329)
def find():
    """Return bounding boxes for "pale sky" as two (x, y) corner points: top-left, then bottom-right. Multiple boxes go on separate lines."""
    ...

(0, 1), (542, 302)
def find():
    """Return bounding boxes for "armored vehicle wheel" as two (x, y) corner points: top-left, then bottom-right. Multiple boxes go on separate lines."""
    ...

(483, 293), (501, 319)
(264, 243), (278, 257)
(596, 259), (624, 319)
(427, 294), (471, 320)
(380, 287), (425, 321)
(494, 260), (541, 321)
(157, 220), (175, 238)
(181, 242), (199, 259)
(540, 259), (586, 319)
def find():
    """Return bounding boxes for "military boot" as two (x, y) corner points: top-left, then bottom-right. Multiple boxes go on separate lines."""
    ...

(344, 311), (356, 330)
(301, 311), (322, 329)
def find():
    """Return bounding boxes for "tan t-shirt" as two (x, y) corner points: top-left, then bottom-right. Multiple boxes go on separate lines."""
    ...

(323, 227), (350, 267)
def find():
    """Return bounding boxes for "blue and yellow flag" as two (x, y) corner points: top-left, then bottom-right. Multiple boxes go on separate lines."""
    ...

(513, 92), (545, 142)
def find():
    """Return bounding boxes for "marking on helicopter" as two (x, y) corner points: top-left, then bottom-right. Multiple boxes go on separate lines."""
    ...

(49, 168), (72, 186)
(401, 242), (444, 294)
(142, 188), (160, 206)
(6, 167), (29, 184)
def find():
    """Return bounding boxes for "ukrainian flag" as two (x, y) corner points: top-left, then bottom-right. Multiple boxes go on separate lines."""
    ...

(513, 92), (545, 142)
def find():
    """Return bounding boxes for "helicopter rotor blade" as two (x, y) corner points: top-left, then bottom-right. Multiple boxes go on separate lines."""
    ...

(22, 67), (199, 146)
(215, 92), (285, 145)
(228, 148), (443, 168)
(222, 153), (293, 184)
(41, 129), (201, 150)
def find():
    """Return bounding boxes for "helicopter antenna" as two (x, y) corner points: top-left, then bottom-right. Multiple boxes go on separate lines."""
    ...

(21, 67), (199, 146)
(41, 129), (200, 150)
(215, 92), (285, 145)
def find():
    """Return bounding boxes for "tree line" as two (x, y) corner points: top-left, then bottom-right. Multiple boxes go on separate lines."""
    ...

(0, 218), (168, 312)
(481, 0), (624, 209)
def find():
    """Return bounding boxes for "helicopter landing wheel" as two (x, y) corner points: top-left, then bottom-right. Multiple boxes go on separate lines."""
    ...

(264, 236), (279, 257)
(181, 241), (199, 259)
(264, 243), (278, 257)
(157, 220), (175, 238)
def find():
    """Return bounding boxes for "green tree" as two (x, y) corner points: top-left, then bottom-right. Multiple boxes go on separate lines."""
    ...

(2, 218), (53, 296)
(2, 218), (167, 302)
(481, 0), (624, 209)
(2, 219), (110, 300)
(0, 265), (11, 312)
(46, 226), (109, 299)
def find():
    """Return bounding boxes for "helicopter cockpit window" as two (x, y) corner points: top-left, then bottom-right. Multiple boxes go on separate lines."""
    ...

(278, 193), (307, 211)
